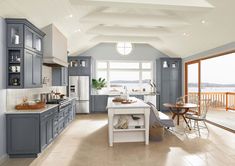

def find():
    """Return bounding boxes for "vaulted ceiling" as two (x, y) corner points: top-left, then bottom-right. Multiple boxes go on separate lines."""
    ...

(0, 0), (234, 58)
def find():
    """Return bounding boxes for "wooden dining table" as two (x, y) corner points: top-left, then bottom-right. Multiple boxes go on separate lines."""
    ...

(163, 103), (198, 130)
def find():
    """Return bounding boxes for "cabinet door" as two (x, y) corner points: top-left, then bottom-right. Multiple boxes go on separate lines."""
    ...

(161, 80), (170, 110)
(94, 95), (108, 112)
(32, 54), (42, 87)
(62, 67), (68, 86)
(24, 50), (42, 88)
(68, 58), (79, 76)
(40, 120), (47, 150)
(33, 33), (43, 54)
(24, 50), (33, 88)
(24, 26), (34, 51)
(7, 115), (40, 155)
(64, 67), (68, 85)
(7, 24), (24, 48)
(46, 117), (53, 144)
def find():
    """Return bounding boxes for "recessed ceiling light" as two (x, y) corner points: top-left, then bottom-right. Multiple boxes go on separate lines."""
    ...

(74, 29), (81, 33)
(201, 20), (206, 24)
(68, 14), (73, 18)
(183, 32), (190, 37)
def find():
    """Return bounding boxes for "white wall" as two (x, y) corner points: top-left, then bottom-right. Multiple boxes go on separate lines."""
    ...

(182, 42), (235, 94)
(77, 43), (169, 82)
(0, 17), (7, 163)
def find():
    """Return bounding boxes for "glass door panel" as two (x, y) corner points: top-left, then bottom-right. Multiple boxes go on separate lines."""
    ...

(186, 62), (200, 109)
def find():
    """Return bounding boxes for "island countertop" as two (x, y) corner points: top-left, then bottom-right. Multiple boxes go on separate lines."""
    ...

(106, 97), (150, 109)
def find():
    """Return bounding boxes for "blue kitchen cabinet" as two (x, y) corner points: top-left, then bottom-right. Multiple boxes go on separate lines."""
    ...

(68, 56), (91, 76)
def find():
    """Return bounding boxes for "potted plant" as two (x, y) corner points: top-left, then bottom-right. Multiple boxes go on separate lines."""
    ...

(92, 78), (107, 94)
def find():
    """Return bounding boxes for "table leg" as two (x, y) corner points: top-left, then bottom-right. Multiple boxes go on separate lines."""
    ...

(177, 113), (180, 125)
(172, 113), (176, 120)
(182, 115), (191, 130)
(145, 109), (150, 145)
(108, 110), (114, 147)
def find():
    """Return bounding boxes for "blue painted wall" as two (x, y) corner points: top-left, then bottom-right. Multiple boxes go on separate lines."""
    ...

(77, 43), (169, 81)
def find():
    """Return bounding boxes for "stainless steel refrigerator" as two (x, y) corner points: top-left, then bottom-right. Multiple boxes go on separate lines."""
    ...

(69, 76), (90, 113)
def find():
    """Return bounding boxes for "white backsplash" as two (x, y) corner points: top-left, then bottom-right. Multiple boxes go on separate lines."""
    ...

(7, 65), (67, 110)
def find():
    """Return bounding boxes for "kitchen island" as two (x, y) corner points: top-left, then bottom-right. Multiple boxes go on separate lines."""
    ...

(106, 97), (150, 147)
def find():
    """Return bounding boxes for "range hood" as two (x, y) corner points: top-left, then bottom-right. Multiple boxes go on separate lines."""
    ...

(42, 24), (68, 67)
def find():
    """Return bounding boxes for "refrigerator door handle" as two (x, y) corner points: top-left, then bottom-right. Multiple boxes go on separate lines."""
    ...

(77, 82), (80, 100)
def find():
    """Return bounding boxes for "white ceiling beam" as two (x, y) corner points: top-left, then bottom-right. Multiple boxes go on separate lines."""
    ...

(70, 0), (214, 11)
(90, 35), (161, 43)
(80, 12), (189, 27)
(87, 25), (170, 36)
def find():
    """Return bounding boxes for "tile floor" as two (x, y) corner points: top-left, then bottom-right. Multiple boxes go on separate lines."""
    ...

(2, 114), (235, 166)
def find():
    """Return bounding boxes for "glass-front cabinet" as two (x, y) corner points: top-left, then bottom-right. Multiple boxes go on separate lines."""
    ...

(24, 26), (43, 54)
(7, 24), (24, 48)
(34, 34), (42, 54)
(6, 18), (45, 88)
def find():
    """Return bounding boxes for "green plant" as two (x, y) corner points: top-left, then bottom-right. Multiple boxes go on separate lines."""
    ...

(92, 78), (107, 90)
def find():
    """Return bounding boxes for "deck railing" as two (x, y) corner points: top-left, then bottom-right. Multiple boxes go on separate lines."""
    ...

(188, 92), (235, 111)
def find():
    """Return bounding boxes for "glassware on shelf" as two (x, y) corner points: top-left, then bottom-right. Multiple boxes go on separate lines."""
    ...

(163, 61), (169, 68)
(11, 78), (20, 86)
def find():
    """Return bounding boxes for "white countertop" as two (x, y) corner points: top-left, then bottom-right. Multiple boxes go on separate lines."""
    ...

(92, 92), (159, 96)
(106, 97), (150, 109)
(5, 97), (77, 114)
(5, 104), (59, 114)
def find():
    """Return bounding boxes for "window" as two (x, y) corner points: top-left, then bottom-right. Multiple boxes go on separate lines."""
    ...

(116, 42), (132, 55)
(96, 61), (153, 90)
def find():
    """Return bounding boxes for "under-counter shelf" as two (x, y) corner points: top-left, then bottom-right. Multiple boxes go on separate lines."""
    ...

(113, 128), (146, 132)
(107, 97), (150, 146)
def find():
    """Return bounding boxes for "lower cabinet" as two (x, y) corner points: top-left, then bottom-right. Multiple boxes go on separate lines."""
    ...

(130, 95), (144, 100)
(91, 95), (108, 113)
(6, 100), (76, 158)
(6, 114), (40, 157)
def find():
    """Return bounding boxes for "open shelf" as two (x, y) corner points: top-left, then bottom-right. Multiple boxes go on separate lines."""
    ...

(9, 72), (20, 74)
(9, 62), (21, 64)
(113, 128), (146, 132)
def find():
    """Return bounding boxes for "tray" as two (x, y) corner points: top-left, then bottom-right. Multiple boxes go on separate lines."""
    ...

(15, 102), (46, 110)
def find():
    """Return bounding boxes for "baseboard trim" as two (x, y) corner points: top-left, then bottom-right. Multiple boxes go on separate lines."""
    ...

(0, 154), (8, 165)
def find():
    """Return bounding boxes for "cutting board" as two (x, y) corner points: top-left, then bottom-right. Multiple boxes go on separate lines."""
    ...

(15, 102), (46, 110)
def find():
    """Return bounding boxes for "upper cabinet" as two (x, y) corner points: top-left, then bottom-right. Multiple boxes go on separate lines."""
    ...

(156, 58), (182, 111)
(6, 18), (45, 89)
(7, 24), (24, 48)
(52, 67), (68, 86)
(24, 26), (43, 54)
(68, 56), (91, 76)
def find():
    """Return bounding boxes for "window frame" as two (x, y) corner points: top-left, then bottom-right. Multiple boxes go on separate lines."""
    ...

(96, 60), (153, 88)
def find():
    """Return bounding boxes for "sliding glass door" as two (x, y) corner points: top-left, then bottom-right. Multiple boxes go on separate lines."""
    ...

(185, 61), (201, 112)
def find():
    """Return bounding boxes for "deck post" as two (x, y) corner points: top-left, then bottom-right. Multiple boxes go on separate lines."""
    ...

(226, 92), (228, 111)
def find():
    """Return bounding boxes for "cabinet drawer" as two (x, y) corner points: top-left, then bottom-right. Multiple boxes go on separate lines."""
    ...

(58, 121), (64, 133)
(53, 125), (59, 138)
(41, 108), (56, 120)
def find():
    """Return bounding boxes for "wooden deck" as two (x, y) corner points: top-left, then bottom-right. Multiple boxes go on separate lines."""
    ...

(188, 92), (235, 131)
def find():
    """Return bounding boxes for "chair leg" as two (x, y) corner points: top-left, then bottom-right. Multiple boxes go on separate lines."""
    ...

(196, 121), (201, 137)
(189, 119), (192, 128)
(203, 121), (209, 132)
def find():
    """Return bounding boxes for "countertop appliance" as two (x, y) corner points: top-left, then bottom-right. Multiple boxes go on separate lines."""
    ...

(69, 76), (90, 113)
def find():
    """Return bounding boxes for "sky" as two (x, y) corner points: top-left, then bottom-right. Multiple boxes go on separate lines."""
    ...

(188, 52), (235, 84)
